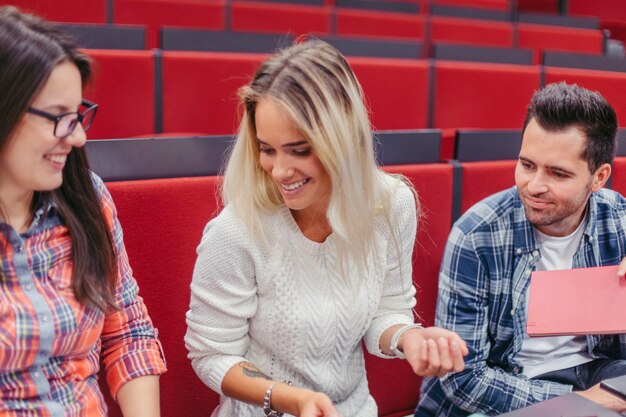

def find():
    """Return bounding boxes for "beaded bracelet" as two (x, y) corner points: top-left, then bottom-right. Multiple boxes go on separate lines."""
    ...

(263, 380), (292, 417)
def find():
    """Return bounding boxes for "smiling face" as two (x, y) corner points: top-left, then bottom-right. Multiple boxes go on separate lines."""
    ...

(0, 60), (86, 204)
(515, 118), (610, 237)
(255, 98), (332, 224)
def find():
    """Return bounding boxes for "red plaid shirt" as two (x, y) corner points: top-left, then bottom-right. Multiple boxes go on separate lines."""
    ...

(0, 174), (166, 416)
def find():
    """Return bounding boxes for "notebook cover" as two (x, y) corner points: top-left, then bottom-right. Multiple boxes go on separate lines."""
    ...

(526, 265), (626, 337)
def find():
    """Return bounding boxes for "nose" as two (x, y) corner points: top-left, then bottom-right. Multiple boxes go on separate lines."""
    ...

(64, 123), (87, 148)
(272, 155), (295, 180)
(526, 170), (548, 195)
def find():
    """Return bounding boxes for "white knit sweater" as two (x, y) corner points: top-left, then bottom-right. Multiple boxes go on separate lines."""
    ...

(185, 181), (417, 417)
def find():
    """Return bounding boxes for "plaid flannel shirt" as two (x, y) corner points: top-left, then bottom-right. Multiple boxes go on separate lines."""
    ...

(0, 174), (166, 417)
(416, 186), (626, 417)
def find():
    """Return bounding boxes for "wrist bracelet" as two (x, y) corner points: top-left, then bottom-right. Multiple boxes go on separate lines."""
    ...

(263, 380), (292, 417)
(390, 323), (423, 359)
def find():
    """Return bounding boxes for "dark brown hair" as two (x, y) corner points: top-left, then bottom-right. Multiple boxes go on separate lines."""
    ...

(523, 82), (618, 173)
(0, 6), (116, 310)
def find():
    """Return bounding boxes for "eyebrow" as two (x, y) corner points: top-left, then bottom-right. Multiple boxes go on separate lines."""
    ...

(518, 156), (576, 176)
(256, 139), (309, 148)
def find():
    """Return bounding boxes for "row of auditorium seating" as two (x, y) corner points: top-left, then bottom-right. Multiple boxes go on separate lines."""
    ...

(11, 0), (607, 54)
(91, 130), (626, 417)
(81, 49), (626, 145)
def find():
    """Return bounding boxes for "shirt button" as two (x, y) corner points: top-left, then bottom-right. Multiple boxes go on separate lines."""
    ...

(532, 250), (539, 257)
(41, 315), (49, 323)
(24, 284), (33, 291)
(16, 246), (23, 253)
(589, 236), (594, 242)
(516, 248), (522, 254)
(510, 309), (515, 316)
(33, 371), (41, 378)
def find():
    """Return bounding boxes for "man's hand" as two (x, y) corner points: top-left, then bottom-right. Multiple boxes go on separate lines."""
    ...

(400, 327), (469, 377)
(575, 383), (626, 412)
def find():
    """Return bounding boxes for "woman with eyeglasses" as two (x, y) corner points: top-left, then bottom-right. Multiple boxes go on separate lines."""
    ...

(0, 6), (166, 417)
(185, 40), (468, 417)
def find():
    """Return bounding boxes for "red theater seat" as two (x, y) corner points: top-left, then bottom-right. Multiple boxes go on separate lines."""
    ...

(518, 23), (603, 64)
(569, 0), (626, 24)
(612, 157), (626, 196)
(231, 2), (330, 35)
(545, 67), (626, 127)
(372, 163), (454, 417)
(433, 61), (540, 129)
(10, 0), (106, 23)
(161, 51), (264, 135)
(431, 0), (510, 11)
(335, 9), (425, 39)
(114, 0), (225, 49)
(84, 49), (155, 139)
(349, 57), (430, 130)
(460, 160), (517, 213)
(431, 16), (514, 48)
(105, 176), (223, 417)
(101, 162), (453, 417)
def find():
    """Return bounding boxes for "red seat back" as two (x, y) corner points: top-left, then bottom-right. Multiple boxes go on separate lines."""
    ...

(85, 49), (156, 139)
(104, 176), (223, 417)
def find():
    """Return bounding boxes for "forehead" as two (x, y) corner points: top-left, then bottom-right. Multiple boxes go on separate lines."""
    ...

(520, 118), (588, 167)
(31, 60), (82, 108)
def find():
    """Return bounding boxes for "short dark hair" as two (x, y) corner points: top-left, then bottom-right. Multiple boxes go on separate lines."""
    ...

(0, 6), (116, 311)
(522, 82), (618, 173)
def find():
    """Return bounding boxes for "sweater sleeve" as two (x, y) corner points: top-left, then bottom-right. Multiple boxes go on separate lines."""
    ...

(363, 181), (417, 357)
(185, 207), (258, 394)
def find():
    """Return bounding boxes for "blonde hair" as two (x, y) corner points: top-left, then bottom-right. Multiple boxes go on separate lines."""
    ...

(222, 39), (416, 278)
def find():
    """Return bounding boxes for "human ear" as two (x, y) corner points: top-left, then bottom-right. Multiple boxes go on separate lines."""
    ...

(592, 163), (612, 192)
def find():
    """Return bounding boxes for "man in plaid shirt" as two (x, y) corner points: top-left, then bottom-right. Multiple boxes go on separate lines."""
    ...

(416, 82), (626, 416)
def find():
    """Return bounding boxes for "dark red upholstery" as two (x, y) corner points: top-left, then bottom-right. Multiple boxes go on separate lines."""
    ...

(431, 16), (514, 47)
(99, 161), (453, 417)
(569, 0), (626, 23)
(518, 23), (603, 64)
(431, 0), (510, 10)
(84, 49), (155, 139)
(460, 160), (517, 213)
(349, 57), (430, 130)
(368, 163), (453, 417)
(545, 67), (626, 127)
(335, 9), (425, 39)
(161, 51), (264, 135)
(10, 0), (106, 23)
(433, 61), (540, 129)
(114, 0), (225, 49)
(516, 0), (559, 13)
(231, 2), (330, 35)
(611, 157), (626, 196)
(104, 176), (223, 417)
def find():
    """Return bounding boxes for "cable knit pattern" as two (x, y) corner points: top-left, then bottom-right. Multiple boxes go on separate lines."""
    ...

(185, 180), (417, 417)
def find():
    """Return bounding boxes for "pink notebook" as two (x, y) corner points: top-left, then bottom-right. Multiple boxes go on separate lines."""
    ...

(526, 265), (626, 337)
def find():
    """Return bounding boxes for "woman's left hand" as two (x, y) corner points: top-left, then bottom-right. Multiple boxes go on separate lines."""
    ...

(399, 326), (468, 377)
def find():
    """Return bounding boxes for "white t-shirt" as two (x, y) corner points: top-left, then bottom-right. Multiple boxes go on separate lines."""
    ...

(516, 215), (593, 378)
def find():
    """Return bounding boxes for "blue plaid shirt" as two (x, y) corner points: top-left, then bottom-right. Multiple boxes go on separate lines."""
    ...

(416, 186), (626, 417)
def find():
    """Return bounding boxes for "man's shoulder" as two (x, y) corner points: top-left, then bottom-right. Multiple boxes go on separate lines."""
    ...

(595, 187), (626, 210)
(454, 186), (520, 235)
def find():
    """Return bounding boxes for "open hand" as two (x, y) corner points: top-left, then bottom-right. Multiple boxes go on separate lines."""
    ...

(399, 326), (469, 377)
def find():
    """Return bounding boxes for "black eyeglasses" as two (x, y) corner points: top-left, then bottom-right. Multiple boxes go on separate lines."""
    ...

(27, 99), (98, 138)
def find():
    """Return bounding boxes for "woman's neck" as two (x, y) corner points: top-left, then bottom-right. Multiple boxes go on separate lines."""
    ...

(291, 208), (332, 243)
(0, 188), (35, 233)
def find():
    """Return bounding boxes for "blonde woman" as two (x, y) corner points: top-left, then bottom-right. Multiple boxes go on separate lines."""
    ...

(185, 40), (467, 417)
